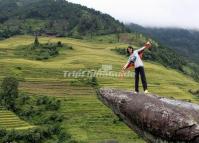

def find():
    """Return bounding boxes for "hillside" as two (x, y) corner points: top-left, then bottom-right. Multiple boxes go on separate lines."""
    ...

(127, 23), (199, 64)
(0, 0), (127, 39)
(0, 35), (199, 142)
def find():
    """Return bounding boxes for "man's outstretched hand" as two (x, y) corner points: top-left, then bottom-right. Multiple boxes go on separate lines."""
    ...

(144, 41), (152, 49)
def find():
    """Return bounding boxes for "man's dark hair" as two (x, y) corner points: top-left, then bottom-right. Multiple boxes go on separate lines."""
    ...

(127, 46), (134, 55)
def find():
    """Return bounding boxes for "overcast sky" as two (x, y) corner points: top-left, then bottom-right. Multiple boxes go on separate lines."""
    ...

(67, 0), (199, 29)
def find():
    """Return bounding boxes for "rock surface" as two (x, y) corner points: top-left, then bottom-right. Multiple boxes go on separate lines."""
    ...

(98, 88), (199, 143)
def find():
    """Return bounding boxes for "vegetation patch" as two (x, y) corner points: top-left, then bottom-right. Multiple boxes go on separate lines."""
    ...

(189, 89), (199, 97)
(15, 36), (73, 60)
(70, 77), (99, 88)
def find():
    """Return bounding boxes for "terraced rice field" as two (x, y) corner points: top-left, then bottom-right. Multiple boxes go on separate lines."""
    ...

(0, 106), (34, 130)
(19, 80), (144, 143)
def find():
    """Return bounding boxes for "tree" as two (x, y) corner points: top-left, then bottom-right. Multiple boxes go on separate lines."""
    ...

(32, 34), (40, 49)
(116, 32), (120, 42)
(0, 77), (19, 110)
(34, 34), (39, 46)
(78, 14), (93, 35)
(114, 27), (121, 42)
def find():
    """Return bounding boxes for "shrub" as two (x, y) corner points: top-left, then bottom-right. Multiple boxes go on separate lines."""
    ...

(189, 89), (199, 96)
(36, 96), (49, 105)
(33, 35), (40, 48)
(111, 47), (127, 56)
(57, 41), (63, 47)
(43, 113), (64, 124)
(45, 98), (61, 111)
(0, 77), (19, 111)
(18, 94), (30, 105)
(36, 96), (61, 110)
(48, 123), (62, 135)
(2, 129), (17, 143)
(67, 45), (73, 50)
(0, 126), (58, 143)
(25, 128), (43, 143)
(87, 77), (99, 87)
(58, 130), (72, 143)
(18, 106), (34, 117)
(0, 128), (6, 137)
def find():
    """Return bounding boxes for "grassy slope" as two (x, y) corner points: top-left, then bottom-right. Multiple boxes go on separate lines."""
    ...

(0, 35), (199, 143)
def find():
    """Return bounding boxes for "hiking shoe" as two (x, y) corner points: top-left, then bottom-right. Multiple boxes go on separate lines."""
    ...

(144, 90), (149, 94)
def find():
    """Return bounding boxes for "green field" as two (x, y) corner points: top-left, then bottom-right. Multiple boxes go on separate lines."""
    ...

(0, 35), (199, 143)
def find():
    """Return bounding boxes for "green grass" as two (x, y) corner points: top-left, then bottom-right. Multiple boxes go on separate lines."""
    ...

(0, 35), (199, 142)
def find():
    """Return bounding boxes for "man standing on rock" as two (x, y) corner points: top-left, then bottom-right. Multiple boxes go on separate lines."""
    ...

(122, 41), (152, 94)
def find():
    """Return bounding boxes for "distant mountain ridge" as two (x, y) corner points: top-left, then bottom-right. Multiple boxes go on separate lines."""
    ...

(0, 0), (127, 38)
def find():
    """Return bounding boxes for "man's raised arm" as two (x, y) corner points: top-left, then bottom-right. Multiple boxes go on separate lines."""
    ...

(136, 41), (152, 52)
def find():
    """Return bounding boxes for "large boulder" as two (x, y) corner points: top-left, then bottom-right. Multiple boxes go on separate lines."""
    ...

(98, 88), (199, 143)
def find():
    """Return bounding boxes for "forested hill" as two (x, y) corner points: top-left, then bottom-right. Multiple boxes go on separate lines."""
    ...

(127, 23), (199, 64)
(0, 0), (127, 39)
